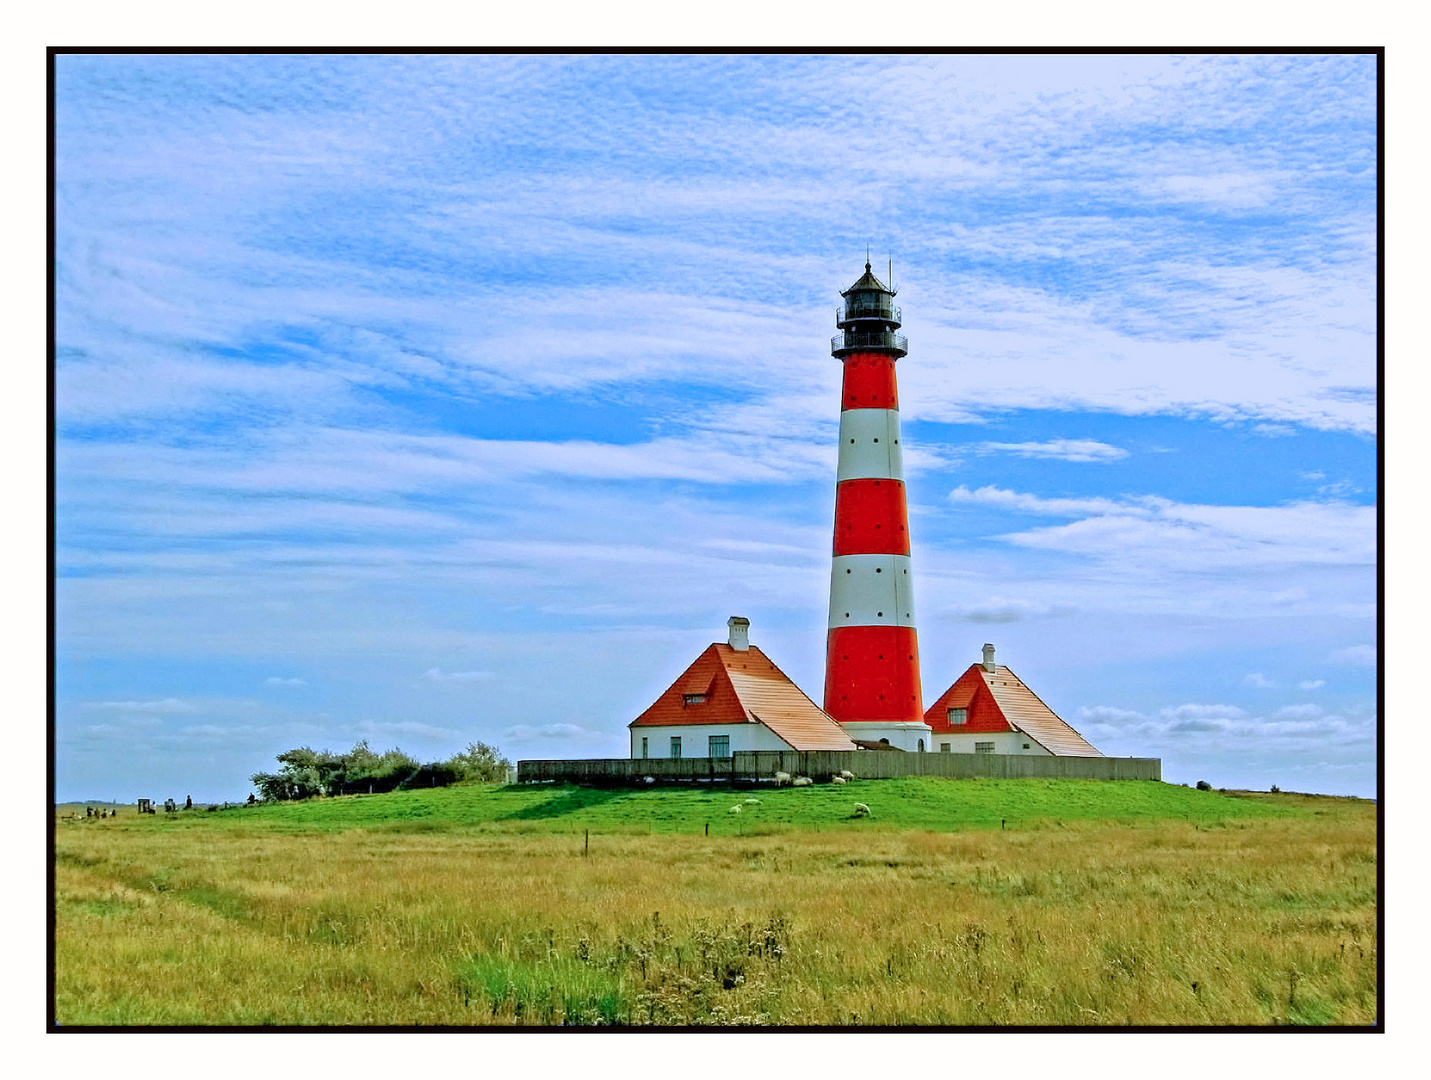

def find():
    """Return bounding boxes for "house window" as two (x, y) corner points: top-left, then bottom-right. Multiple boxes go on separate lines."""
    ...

(708, 735), (730, 758)
(917, 739), (925, 752)
(641, 737), (648, 759)
(947, 708), (967, 725)
(974, 741), (994, 755)
(940, 743), (951, 753)
(683, 693), (706, 705)
(670, 737), (682, 759)
(1022, 743), (1031, 750)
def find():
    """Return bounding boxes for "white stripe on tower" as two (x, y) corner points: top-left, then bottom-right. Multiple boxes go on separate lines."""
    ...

(827, 554), (916, 628)
(835, 408), (904, 481)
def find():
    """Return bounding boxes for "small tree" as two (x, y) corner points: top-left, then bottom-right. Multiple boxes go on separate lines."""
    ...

(443, 741), (513, 783)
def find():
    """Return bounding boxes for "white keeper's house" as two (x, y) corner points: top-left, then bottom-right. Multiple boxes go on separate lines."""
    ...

(628, 617), (858, 760)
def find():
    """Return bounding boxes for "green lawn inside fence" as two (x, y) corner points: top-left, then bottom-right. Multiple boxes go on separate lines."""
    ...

(117, 777), (1302, 837)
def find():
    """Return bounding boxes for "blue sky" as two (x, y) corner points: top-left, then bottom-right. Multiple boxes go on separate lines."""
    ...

(53, 53), (1377, 800)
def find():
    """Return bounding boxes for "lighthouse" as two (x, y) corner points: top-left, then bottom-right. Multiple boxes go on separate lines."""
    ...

(823, 262), (933, 752)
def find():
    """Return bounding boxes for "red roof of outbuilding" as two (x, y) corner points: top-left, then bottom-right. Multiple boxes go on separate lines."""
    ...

(630, 643), (857, 752)
(925, 663), (1102, 757)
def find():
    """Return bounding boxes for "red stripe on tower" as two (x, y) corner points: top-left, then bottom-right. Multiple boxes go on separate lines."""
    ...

(824, 262), (931, 751)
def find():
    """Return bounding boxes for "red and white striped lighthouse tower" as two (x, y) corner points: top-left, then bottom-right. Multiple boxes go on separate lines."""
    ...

(823, 262), (932, 752)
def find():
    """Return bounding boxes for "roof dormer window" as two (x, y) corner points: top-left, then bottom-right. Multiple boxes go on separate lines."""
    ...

(683, 694), (706, 706)
(947, 707), (967, 725)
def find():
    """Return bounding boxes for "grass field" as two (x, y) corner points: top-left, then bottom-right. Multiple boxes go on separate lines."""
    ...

(53, 779), (1377, 1027)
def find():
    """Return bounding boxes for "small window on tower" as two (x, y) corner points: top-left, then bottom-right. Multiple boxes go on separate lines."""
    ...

(947, 708), (967, 725)
(683, 693), (706, 706)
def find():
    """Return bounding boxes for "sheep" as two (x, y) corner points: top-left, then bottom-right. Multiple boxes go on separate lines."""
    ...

(831, 775), (846, 784)
(644, 776), (656, 784)
(792, 776), (814, 787)
(743, 797), (761, 805)
(839, 769), (856, 781)
(773, 771), (792, 787)
(853, 803), (871, 818)
(728, 804), (743, 814)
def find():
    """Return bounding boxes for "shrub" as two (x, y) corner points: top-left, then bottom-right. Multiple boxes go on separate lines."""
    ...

(251, 739), (508, 800)
(443, 741), (513, 783)
(1196, 780), (1212, 791)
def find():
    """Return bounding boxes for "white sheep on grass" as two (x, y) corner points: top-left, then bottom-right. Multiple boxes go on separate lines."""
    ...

(853, 803), (872, 818)
(644, 776), (655, 784)
(839, 769), (856, 781)
(744, 797), (761, 804)
(792, 776), (814, 787)
(831, 775), (846, 784)
(773, 771), (792, 787)
(728, 805), (743, 814)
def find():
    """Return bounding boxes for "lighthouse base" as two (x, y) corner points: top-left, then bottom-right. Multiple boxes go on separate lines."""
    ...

(837, 720), (934, 754)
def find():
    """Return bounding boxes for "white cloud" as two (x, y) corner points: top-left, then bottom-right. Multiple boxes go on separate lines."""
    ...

(1242, 673), (1274, 688)
(974, 439), (1129, 463)
(1298, 679), (1325, 690)
(1160, 704), (1248, 721)
(947, 486), (1375, 581)
(354, 720), (463, 739)
(1274, 704), (1324, 720)
(503, 723), (593, 740)
(84, 698), (195, 713)
(943, 597), (1075, 623)
(264, 677), (306, 687)
(1331, 644), (1376, 666)
(1076, 705), (1146, 724)
(949, 485), (1126, 517)
(418, 668), (493, 684)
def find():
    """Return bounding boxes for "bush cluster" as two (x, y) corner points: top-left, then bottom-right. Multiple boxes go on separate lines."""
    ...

(250, 740), (511, 801)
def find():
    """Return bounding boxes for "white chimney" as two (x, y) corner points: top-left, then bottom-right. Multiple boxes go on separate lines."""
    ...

(728, 616), (750, 651)
(982, 643), (996, 672)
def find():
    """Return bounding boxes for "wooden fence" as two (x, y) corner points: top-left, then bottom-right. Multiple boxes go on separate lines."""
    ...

(517, 750), (1160, 785)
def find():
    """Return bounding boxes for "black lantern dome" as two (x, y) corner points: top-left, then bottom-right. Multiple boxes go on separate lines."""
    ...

(832, 261), (907, 358)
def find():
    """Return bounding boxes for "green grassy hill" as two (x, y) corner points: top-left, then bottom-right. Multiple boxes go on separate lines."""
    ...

(150, 777), (1296, 836)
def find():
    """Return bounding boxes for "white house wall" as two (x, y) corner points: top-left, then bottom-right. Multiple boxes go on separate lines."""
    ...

(932, 731), (1050, 755)
(630, 723), (793, 759)
(837, 720), (933, 753)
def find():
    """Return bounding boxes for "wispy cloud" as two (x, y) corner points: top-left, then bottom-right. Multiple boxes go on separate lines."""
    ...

(354, 720), (463, 739)
(974, 439), (1129, 463)
(84, 698), (195, 713)
(948, 485), (1375, 576)
(418, 668), (493, 684)
(503, 723), (598, 741)
(943, 597), (1075, 624)
(264, 677), (306, 687)
(1330, 644), (1376, 666)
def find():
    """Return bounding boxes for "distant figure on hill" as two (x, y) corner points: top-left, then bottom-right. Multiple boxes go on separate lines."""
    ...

(185, 795), (192, 809)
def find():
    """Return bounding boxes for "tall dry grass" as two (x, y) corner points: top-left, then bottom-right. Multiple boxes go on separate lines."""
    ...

(54, 797), (1376, 1026)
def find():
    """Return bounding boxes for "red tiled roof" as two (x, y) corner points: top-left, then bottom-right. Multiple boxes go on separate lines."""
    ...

(925, 663), (1102, 757)
(630, 644), (857, 752)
